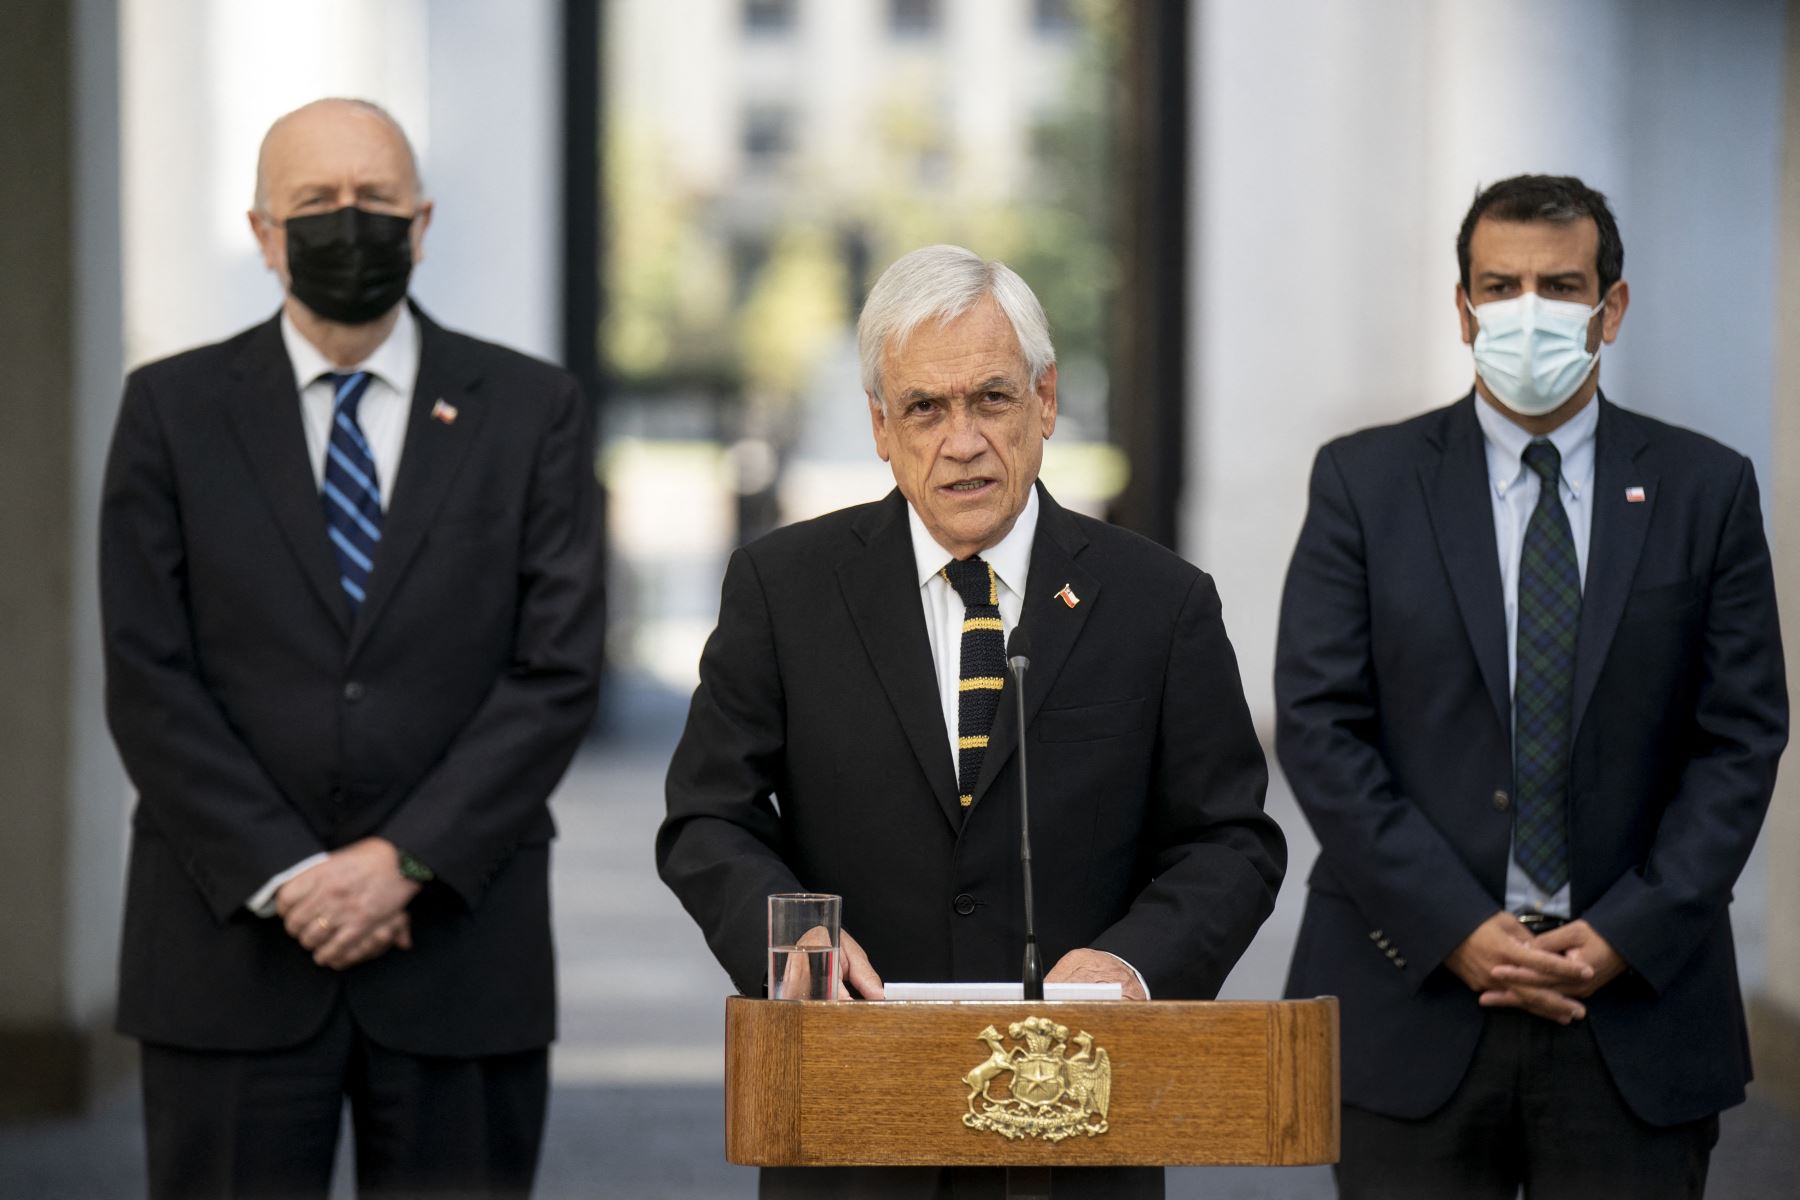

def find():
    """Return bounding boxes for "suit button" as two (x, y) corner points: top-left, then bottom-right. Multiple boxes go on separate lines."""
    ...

(1492, 789), (1511, 813)
(344, 681), (366, 703)
(953, 893), (977, 916)
(1395, 957), (1407, 969)
(1368, 929), (1383, 941)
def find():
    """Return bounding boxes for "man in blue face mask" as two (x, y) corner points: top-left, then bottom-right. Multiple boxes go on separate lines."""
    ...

(100, 98), (606, 1198)
(1275, 174), (1787, 1197)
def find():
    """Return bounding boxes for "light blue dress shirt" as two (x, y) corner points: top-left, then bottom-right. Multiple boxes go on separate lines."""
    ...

(1472, 394), (1599, 919)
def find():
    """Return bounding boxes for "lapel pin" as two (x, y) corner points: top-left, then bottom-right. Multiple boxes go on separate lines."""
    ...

(1055, 583), (1080, 609)
(430, 398), (459, 426)
(1624, 486), (1646, 503)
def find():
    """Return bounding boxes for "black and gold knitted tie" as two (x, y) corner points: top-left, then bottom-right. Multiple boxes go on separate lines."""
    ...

(943, 556), (1006, 810)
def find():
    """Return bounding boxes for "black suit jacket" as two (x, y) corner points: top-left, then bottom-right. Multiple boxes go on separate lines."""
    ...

(101, 303), (605, 1057)
(658, 485), (1285, 1002)
(1275, 393), (1787, 1126)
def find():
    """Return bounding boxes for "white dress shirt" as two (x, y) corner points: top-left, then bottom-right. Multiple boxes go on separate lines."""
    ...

(907, 487), (1038, 771)
(284, 305), (421, 511)
(246, 309), (422, 916)
(902, 486), (1147, 996)
(1474, 394), (1598, 920)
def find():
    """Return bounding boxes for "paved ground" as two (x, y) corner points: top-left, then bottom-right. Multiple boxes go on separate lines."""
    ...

(3, 672), (1795, 1196)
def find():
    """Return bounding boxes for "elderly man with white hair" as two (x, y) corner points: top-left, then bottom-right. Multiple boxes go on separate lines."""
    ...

(659, 244), (1286, 1199)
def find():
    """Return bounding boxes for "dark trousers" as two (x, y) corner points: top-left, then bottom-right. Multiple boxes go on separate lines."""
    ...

(1336, 1008), (1718, 1199)
(140, 1002), (548, 1200)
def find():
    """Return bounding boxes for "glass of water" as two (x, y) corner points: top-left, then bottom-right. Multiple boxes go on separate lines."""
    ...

(767, 893), (842, 1000)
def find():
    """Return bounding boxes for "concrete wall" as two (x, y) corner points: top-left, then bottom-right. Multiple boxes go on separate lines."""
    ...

(0, 0), (80, 1036)
(0, 0), (127, 1117)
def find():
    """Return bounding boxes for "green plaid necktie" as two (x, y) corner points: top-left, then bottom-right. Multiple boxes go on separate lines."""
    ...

(1514, 440), (1578, 893)
(943, 556), (1005, 811)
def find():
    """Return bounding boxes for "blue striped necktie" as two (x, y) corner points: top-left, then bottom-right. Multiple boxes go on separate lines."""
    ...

(320, 371), (383, 609)
(1514, 439), (1578, 893)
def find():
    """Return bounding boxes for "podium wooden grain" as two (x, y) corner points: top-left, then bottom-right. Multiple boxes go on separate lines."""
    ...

(724, 997), (1338, 1168)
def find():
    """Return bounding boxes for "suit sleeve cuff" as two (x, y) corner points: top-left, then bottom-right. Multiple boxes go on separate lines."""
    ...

(245, 853), (330, 916)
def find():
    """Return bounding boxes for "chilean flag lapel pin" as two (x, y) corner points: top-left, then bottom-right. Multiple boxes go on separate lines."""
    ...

(430, 398), (459, 426)
(1625, 485), (1646, 503)
(1055, 583), (1080, 609)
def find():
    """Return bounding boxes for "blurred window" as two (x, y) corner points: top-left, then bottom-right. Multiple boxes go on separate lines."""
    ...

(889, 0), (940, 38)
(744, 0), (796, 35)
(1034, 0), (1078, 35)
(741, 104), (794, 167)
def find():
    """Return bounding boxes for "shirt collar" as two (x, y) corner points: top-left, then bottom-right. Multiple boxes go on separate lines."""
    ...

(907, 484), (1040, 598)
(1473, 390), (1599, 500)
(280, 304), (421, 402)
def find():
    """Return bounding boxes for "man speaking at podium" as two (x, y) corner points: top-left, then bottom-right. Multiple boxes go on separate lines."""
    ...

(659, 244), (1286, 1198)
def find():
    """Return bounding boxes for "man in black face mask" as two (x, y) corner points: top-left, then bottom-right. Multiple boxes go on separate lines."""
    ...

(100, 98), (605, 1198)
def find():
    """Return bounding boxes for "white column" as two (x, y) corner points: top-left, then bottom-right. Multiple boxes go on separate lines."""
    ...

(1755, 0), (1800, 1113)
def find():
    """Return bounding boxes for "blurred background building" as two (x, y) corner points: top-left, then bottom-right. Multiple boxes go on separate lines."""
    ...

(601, 0), (1133, 691)
(5, 0), (1800, 1194)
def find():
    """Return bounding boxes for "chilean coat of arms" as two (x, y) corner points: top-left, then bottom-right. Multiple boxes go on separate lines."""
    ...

(961, 1016), (1112, 1142)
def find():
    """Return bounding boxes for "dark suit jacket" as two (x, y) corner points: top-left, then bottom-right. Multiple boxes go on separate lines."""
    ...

(1276, 393), (1787, 1127)
(101, 303), (605, 1057)
(658, 484), (1285, 1002)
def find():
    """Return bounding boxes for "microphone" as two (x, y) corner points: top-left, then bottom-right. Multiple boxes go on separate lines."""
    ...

(1006, 627), (1042, 1002)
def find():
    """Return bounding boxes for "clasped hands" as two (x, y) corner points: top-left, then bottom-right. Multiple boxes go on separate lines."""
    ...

(1445, 911), (1626, 1024)
(275, 837), (421, 971)
(828, 931), (1147, 1001)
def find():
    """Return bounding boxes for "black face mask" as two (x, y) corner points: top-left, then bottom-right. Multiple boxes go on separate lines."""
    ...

(284, 206), (415, 325)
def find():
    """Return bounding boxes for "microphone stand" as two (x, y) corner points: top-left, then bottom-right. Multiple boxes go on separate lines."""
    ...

(1006, 631), (1048, 1200)
(1007, 632), (1042, 1002)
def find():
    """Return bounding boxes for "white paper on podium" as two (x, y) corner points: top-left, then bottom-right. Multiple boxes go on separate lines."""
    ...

(881, 981), (1123, 1001)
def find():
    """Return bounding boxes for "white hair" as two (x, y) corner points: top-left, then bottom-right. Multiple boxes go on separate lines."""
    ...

(856, 244), (1056, 406)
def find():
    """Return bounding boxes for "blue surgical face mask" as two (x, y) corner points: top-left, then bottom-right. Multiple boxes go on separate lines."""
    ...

(1466, 290), (1608, 417)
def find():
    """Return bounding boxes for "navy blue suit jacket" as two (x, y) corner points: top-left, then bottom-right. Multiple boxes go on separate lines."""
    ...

(1275, 393), (1786, 1126)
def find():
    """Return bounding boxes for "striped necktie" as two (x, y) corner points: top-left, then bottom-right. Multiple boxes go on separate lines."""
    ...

(320, 371), (383, 609)
(1514, 440), (1578, 893)
(943, 556), (1006, 811)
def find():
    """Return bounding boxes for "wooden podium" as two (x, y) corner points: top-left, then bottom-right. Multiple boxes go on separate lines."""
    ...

(725, 996), (1338, 1170)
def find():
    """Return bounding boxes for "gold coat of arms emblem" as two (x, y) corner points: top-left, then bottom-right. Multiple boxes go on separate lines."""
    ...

(961, 1016), (1111, 1142)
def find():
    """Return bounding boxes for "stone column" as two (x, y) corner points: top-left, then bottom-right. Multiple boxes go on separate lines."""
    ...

(1752, 0), (1800, 1118)
(0, 0), (130, 1118)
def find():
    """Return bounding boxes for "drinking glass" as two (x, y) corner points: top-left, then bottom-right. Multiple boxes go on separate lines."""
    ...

(767, 893), (842, 1000)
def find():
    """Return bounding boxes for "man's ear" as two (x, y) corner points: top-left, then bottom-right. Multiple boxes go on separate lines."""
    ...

(249, 210), (283, 275)
(1035, 364), (1058, 439)
(409, 199), (435, 267)
(868, 394), (891, 463)
(1597, 279), (1630, 347)
(1455, 283), (1476, 346)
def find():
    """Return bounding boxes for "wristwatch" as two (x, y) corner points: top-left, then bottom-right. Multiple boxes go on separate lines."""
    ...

(396, 850), (435, 884)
